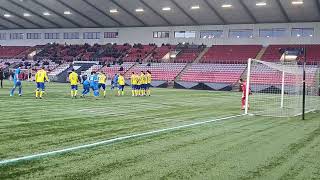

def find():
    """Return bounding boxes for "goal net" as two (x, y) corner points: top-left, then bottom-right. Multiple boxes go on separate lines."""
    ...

(245, 58), (319, 117)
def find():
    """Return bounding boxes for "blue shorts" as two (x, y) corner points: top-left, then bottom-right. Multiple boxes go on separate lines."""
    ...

(71, 85), (78, 90)
(90, 84), (98, 91)
(147, 83), (151, 88)
(111, 83), (118, 89)
(83, 85), (90, 90)
(118, 85), (124, 91)
(131, 84), (136, 90)
(36, 82), (45, 90)
(98, 83), (106, 90)
(14, 81), (22, 87)
(142, 84), (147, 90)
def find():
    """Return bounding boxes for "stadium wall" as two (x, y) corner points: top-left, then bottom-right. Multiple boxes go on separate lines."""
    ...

(0, 22), (318, 46)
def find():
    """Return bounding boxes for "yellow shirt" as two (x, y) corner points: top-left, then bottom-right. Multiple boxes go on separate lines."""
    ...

(69, 72), (79, 85)
(98, 73), (107, 84)
(35, 69), (48, 83)
(118, 75), (125, 85)
(136, 76), (141, 85)
(140, 74), (147, 84)
(131, 74), (137, 85)
(146, 73), (152, 84)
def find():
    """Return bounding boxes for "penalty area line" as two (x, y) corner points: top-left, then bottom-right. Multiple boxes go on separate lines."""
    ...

(0, 114), (245, 166)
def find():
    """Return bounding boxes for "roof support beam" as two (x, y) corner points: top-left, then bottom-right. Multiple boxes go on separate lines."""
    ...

(169, 0), (199, 25)
(203, 0), (226, 24)
(139, 0), (172, 26)
(82, 0), (123, 26)
(8, 0), (62, 28)
(32, 0), (82, 28)
(315, 0), (320, 20)
(110, 0), (147, 26)
(275, 0), (290, 22)
(239, 0), (257, 23)
(56, 0), (104, 27)
(0, 6), (43, 28)
(0, 22), (10, 29)
(0, 16), (25, 29)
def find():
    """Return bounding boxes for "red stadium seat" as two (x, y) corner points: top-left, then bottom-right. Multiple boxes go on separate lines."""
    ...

(126, 63), (187, 81)
(0, 46), (31, 58)
(200, 45), (262, 63)
(262, 44), (320, 64)
(180, 63), (246, 83)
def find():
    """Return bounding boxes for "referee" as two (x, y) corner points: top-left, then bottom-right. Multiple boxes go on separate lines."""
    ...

(0, 68), (4, 88)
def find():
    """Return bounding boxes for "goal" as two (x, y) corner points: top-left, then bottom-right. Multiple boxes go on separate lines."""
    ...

(244, 58), (319, 117)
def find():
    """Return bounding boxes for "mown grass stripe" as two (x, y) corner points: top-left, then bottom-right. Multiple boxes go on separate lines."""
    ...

(0, 114), (243, 166)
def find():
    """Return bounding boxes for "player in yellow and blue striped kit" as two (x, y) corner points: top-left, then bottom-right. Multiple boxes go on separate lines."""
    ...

(69, 69), (79, 98)
(117, 73), (125, 96)
(98, 72), (107, 98)
(130, 72), (138, 96)
(140, 71), (147, 96)
(136, 73), (141, 96)
(35, 66), (49, 99)
(146, 70), (152, 96)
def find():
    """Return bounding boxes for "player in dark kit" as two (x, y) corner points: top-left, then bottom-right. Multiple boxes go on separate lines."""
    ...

(0, 68), (4, 88)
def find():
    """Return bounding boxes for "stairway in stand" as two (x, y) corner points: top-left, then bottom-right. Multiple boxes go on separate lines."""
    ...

(174, 47), (210, 81)
(124, 63), (137, 76)
(231, 46), (267, 91)
(255, 46), (267, 60)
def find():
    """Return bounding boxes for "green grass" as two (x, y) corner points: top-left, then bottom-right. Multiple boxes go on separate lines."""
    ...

(0, 80), (320, 179)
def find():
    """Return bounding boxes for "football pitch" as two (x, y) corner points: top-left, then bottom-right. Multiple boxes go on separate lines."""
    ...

(0, 80), (320, 180)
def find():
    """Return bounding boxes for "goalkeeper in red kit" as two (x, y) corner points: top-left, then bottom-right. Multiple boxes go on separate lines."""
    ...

(239, 78), (251, 110)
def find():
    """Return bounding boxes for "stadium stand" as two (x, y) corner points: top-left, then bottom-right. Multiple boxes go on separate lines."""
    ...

(98, 44), (131, 62)
(15, 47), (37, 59)
(35, 44), (88, 61)
(201, 45), (262, 63)
(100, 62), (135, 78)
(180, 63), (246, 83)
(174, 44), (205, 63)
(0, 59), (21, 69)
(150, 45), (176, 62)
(250, 64), (318, 86)
(82, 64), (103, 76)
(1, 43), (319, 85)
(0, 46), (31, 59)
(123, 44), (156, 62)
(28, 60), (59, 72)
(0, 61), (7, 69)
(126, 63), (186, 81)
(261, 44), (320, 63)
(48, 63), (70, 76)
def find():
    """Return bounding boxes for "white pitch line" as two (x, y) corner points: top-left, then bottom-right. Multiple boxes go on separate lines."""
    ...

(0, 114), (244, 166)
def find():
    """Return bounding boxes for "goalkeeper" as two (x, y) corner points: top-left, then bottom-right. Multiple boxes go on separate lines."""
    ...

(239, 78), (251, 110)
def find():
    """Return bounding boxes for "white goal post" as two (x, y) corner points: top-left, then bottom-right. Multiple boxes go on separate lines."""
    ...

(245, 58), (319, 117)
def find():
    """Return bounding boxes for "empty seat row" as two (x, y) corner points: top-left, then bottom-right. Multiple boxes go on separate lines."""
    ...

(201, 45), (263, 63)
(126, 63), (187, 81)
(261, 44), (320, 64)
(180, 63), (246, 83)
(100, 62), (135, 78)
(0, 46), (31, 59)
